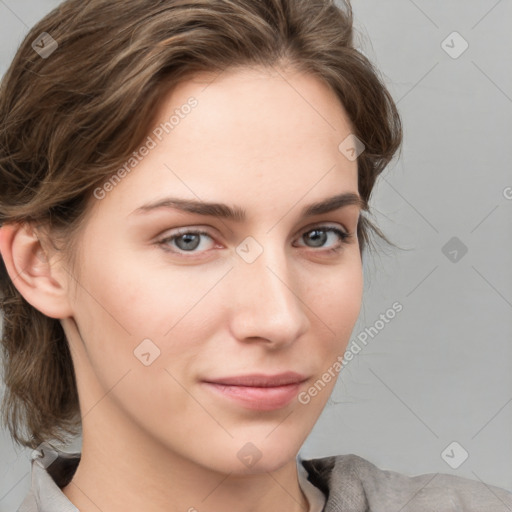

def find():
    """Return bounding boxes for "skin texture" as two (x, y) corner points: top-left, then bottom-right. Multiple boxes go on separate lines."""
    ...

(0, 65), (363, 512)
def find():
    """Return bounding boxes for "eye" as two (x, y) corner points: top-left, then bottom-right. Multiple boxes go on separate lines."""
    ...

(295, 225), (352, 254)
(158, 229), (216, 255)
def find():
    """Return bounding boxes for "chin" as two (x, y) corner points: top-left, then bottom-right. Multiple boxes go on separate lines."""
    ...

(201, 427), (308, 476)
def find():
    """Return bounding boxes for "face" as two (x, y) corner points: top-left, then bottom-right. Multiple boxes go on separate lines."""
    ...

(60, 65), (363, 475)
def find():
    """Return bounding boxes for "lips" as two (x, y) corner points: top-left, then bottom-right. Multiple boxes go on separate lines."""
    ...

(205, 372), (307, 387)
(201, 372), (308, 411)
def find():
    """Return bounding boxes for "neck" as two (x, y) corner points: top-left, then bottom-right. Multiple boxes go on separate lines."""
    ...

(61, 416), (309, 512)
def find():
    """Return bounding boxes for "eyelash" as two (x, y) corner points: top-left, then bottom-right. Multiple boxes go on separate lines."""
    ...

(157, 225), (353, 258)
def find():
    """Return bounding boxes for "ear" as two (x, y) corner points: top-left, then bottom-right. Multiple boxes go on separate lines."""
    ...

(0, 222), (74, 319)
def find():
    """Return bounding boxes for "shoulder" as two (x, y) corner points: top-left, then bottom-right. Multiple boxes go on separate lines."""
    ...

(301, 453), (512, 512)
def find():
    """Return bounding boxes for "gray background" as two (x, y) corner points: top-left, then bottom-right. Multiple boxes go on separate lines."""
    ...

(1, 0), (511, 510)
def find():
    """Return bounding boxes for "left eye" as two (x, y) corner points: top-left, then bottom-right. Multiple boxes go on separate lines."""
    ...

(158, 225), (351, 256)
(159, 229), (214, 253)
(295, 226), (350, 251)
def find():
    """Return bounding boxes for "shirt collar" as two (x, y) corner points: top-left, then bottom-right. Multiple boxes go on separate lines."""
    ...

(27, 444), (79, 512)
(297, 453), (327, 512)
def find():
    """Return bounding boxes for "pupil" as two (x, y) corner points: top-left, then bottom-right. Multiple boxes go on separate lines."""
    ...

(307, 229), (326, 248)
(178, 234), (200, 251)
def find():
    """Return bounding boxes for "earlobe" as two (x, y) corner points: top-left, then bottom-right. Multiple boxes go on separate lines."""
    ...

(0, 222), (73, 319)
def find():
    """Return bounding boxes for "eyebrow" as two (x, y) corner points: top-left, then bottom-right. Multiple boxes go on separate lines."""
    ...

(130, 192), (366, 221)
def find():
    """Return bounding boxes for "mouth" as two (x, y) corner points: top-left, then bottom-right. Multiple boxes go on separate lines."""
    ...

(201, 372), (308, 411)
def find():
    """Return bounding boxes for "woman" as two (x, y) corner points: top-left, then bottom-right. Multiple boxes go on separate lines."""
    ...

(0, 0), (510, 511)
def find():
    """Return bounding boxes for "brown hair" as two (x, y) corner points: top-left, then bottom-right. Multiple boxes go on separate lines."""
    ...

(0, 0), (402, 449)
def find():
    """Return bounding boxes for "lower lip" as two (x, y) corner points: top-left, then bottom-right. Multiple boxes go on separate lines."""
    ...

(202, 382), (302, 411)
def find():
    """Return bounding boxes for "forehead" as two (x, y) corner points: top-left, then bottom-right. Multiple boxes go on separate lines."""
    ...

(162, 64), (354, 141)
(89, 65), (359, 221)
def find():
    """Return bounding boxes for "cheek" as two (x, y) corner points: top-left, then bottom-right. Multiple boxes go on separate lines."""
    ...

(77, 244), (208, 336)
(302, 265), (363, 409)
(70, 243), (225, 383)
(314, 256), (363, 329)
(312, 257), (363, 363)
(69, 252), (211, 425)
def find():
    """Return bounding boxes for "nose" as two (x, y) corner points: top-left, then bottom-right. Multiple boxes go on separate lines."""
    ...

(228, 241), (311, 349)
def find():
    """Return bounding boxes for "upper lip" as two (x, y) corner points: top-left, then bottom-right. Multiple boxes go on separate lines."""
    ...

(203, 372), (308, 387)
